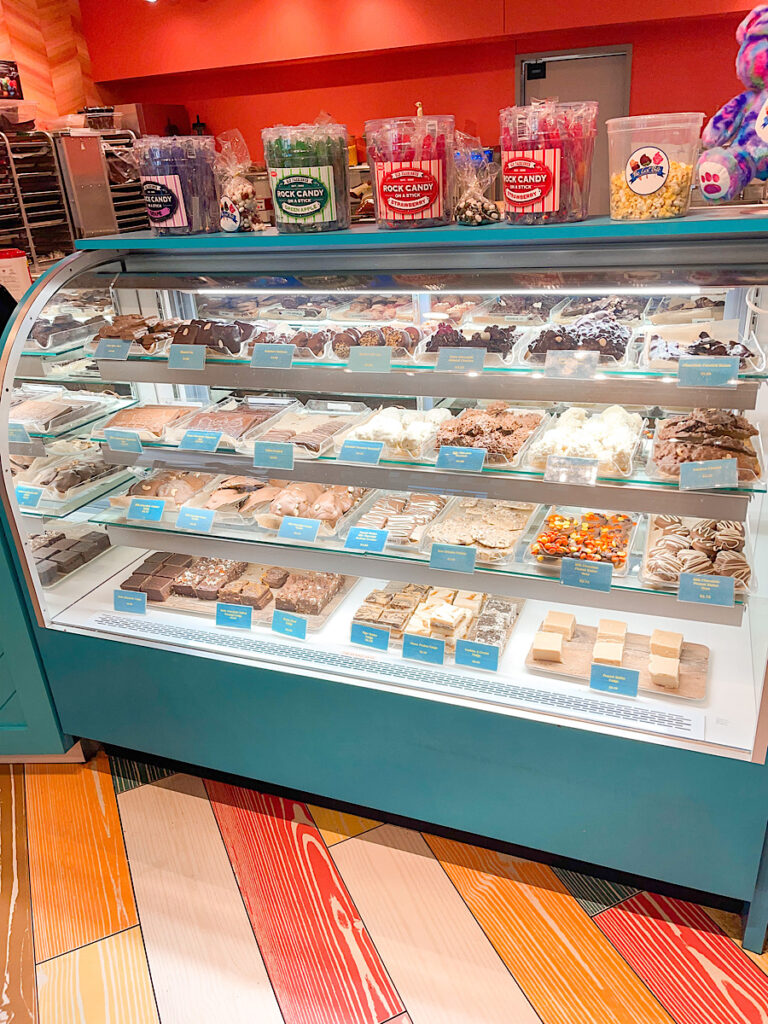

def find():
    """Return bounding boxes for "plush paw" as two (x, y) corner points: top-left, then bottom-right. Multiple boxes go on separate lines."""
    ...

(696, 148), (752, 202)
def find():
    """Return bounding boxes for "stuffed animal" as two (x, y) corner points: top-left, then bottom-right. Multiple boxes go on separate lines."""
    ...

(697, 4), (768, 202)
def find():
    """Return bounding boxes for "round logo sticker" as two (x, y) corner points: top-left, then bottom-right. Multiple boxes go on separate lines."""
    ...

(220, 196), (241, 232)
(625, 147), (669, 196)
(502, 157), (553, 206)
(755, 97), (768, 144)
(379, 167), (439, 213)
(142, 180), (179, 222)
(273, 174), (329, 219)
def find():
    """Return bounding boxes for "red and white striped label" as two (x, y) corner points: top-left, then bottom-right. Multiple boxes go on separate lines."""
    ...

(373, 160), (443, 221)
(140, 175), (189, 228)
(502, 149), (561, 214)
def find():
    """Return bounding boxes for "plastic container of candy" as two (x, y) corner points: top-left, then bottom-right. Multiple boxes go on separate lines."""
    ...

(134, 136), (219, 235)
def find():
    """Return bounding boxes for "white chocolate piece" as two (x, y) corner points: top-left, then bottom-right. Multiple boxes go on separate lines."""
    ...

(592, 640), (624, 667)
(649, 654), (680, 689)
(533, 630), (563, 662)
(650, 629), (683, 659)
(597, 618), (627, 644)
(542, 610), (576, 639)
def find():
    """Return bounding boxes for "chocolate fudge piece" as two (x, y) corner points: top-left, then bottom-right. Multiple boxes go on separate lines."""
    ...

(165, 552), (193, 566)
(274, 572), (343, 615)
(152, 563), (182, 578)
(141, 576), (175, 602)
(143, 551), (168, 565)
(36, 559), (59, 586)
(48, 549), (84, 573)
(262, 567), (289, 588)
(219, 579), (273, 609)
(120, 574), (147, 592)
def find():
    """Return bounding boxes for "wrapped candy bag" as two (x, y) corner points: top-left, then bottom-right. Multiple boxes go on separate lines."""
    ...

(453, 132), (501, 225)
(134, 136), (219, 236)
(216, 130), (268, 232)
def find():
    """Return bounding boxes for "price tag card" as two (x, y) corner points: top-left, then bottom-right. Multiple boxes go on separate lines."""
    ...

(344, 526), (389, 553)
(277, 517), (321, 543)
(253, 440), (294, 470)
(168, 344), (205, 370)
(435, 446), (486, 472)
(216, 603), (253, 629)
(251, 343), (295, 368)
(544, 454), (599, 485)
(8, 422), (31, 445)
(347, 346), (392, 372)
(589, 663), (639, 697)
(176, 506), (215, 533)
(679, 458), (738, 491)
(436, 347), (486, 373)
(104, 428), (142, 454)
(350, 622), (390, 651)
(180, 429), (222, 452)
(455, 639), (499, 672)
(272, 608), (307, 639)
(544, 349), (600, 378)
(127, 497), (166, 522)
(429, 543), (477, 573)
(338, 439), (384, 465)
(403, 633), (445, 665)
(678, 571), (736, 607)
(678, 356), (739, 388)
(15, 484), (42, 509)
(113, 589), (146, 614)
(95, 338), (131, 361)
(560, 557), (613, 592)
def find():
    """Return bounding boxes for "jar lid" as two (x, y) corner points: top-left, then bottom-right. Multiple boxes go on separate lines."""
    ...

(606, 112), (705, 131)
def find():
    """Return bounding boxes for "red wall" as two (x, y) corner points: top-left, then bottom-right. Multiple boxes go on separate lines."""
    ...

(79, 0), (749, 159)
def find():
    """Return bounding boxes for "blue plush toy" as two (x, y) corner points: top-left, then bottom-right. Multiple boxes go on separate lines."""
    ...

(697, 4), (768, 202)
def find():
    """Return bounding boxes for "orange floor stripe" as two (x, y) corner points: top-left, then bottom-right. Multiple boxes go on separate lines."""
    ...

(25, 751), (137, 962)
(424, 834), (674, 1024)
(308, 805), (381, 846)
(0, 765), (36, 1024)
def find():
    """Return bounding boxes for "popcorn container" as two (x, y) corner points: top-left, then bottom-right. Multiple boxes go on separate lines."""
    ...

(134, 136), (219, 235)
(365, 115), (455, 229)
(262, 123), (350, 233)
(499, 101), (598, 225)
(606, 113), (704, 221)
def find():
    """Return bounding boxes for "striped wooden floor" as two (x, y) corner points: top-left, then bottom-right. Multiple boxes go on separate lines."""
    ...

(1, 752), (766, 1023)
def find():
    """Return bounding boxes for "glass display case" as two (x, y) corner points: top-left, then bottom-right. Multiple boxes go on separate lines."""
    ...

(3, 229), (768, 763)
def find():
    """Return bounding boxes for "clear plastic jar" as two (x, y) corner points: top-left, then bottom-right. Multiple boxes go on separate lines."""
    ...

(262, 124), (350, 233)
(134, 136), (219, 236)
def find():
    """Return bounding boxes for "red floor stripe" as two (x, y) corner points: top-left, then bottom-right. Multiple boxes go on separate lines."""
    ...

(596, 892), (768, 1024)
(205, 781), (404, 1024)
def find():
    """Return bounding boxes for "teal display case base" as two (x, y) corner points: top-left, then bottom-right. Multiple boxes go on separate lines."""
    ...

(743, 827), (768, 953)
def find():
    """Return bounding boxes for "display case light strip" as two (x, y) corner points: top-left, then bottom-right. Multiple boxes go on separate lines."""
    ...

(193, 286), (703, 297)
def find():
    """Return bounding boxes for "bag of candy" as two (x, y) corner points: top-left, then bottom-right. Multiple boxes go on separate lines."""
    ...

(216, 129), (268, 233)
(453, 132), (501, 225)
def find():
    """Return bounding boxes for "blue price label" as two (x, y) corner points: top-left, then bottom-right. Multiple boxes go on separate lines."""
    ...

(8, 422), (31, 444)
(560, 557), (613, 592)
(436, 347), (486, 372)
(402, 633), (445, 665)
(127, 497), (166, 522)
(589, 663), (639, 697)
(344, 526), (389, 553)
(179, 429), (222, 452)
(176, 506), (215, 533)
(95, 338), (132, 361)
(678, 356), (739, 388)
(216, 603), (253, 629)
(272, 608), (307, 639)
(429, 543), (477, 573)
(15, 484), (42, 509)
(168, 344), (205, 370)
(251, 343), (295, 368)
(103, 428), (142, 454)
(253, 440), (294, 470)
(455, 639), (499, 672)
(113, 589), (147, 614)
(277, 517), (321, 543)
(678, 572), (736, 607)
(679, 458), (739, 491)
(350, 622), (390, 651)
(347, 346), (392, 372)
(338, 439), (384, 465)
(435, 446), (486, 472)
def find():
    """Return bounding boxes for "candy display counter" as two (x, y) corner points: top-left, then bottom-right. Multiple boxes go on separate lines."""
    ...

(4, 219), (768, 948)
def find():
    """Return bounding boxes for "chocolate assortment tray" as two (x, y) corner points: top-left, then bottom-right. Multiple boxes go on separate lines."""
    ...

(524, 404), (647, 479)
(432, 402), (550, 468)
(423, 294), (486, 323)
(86, 315), (181, 358)
(29, 525), (112, 588)
(522, 505), (641, 578)
(550, 295), (652, 325)
(333, 406), (454, 463)
(471, 294), (561, 326)
(420, 496), (539, 566)
(236, 400), (369, 460)
(118, 553), (357, 633)
(260, 296), (334, 320)
(247, 322), (333, 361)
(640, 514), (753, 593)
(25, 317), (107, 355)
(109, 470), (220, 515)
(249, 482), (371, 538)
(639, 320), (763, 374)
(323, 325), (424, 364)
(91, 400), (204, 444)
(647, 293), (727, 325)
(413, 323), (522, 369)
(12, 448), (135, 507)
(648, 409), (764, 485)
(516, 314), (637, 368)
(162, 396), (298, 450)
(339, 489), (450, 552)
(333, 295), (416, 322)
(10, 385), (133, 438)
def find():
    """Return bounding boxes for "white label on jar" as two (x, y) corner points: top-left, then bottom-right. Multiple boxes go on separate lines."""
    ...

(502, 149), (561, 213)
(373, 160), (444, 221)
(140, 175), (189, 227)
(220, 196), (241, 232)
(757, 98), (768, 143)
(269, 165), (336, 224)
(625, 146), (669, 196)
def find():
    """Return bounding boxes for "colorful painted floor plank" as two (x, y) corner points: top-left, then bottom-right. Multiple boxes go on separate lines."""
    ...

(0, 765), (36, 1024)
(25, 750), (138, 962)
(424, 834), (673, 1024)
(553, 867), (639, 916)
(704, 906), (768, 976)
(118, 773), (284, 1024)
(596, 892), (768, 1024)
(332, 824), (542, 1024)
(308, 804), (381, 846)
(206, 781), (404, 1024)
(109, 754), (175, 795)
(36, 925), (158, 1024)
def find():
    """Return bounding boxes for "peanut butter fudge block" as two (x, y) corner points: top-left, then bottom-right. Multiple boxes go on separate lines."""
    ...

(353, 603), (385, 624)
(219, 578), (273, 609)
(533, 630), (563, 662)
(275, 572), (344, 615)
